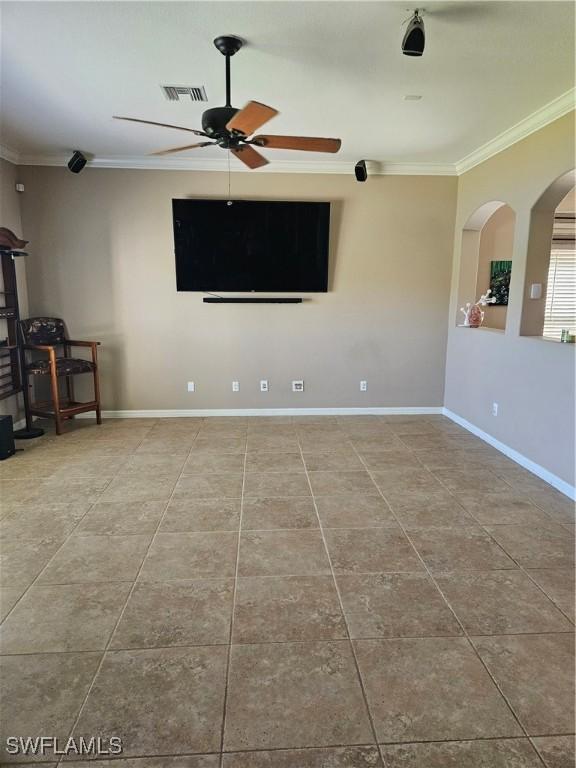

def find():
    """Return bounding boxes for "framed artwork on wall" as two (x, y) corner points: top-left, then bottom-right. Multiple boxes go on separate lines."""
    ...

(489, 260), (512, 305)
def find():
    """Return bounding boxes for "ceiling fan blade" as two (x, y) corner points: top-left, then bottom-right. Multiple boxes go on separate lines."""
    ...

(148, 142), (216, 156)
(226, 101), (279, 136)
(113, 116), (207, 136)
(231, 145), (269, 169)
(253, 135), (342, 153)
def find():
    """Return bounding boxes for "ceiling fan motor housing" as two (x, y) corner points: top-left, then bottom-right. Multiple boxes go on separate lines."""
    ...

(201, 106), (240, 143)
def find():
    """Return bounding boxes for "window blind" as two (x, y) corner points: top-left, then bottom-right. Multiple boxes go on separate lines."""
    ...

(543, 214), (576, 341)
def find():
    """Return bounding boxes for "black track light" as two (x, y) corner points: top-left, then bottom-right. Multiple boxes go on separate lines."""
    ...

(402, 10), (425, 57)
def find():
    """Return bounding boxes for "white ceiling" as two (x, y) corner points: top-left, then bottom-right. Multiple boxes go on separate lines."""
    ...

(0, 1), (574, 171)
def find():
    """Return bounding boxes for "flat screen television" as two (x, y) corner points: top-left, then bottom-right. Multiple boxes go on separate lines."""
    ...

(172, 199), (330, 292)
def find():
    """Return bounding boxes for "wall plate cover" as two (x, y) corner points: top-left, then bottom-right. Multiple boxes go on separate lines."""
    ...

(292, 380), (304, 392)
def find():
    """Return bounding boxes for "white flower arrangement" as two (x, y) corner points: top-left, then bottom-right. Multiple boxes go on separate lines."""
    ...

(460, 289), (497, 326)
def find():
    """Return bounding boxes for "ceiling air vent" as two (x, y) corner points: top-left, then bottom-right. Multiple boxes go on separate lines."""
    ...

(160, 85), (208, 102)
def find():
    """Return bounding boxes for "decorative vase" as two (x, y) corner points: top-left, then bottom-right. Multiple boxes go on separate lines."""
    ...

(468, 304), (484, 328)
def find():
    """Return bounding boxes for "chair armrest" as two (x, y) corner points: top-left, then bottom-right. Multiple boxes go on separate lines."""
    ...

(66, 340), (101, 347)
(23, 344), (56, 352)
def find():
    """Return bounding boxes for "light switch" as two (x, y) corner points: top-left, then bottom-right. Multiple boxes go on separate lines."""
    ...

(530, 283), (542, 299)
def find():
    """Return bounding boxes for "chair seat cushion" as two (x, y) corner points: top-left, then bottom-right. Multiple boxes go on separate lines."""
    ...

(27, 357), (95, 376)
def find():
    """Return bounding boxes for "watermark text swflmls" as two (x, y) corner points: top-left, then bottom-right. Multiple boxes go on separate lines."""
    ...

(5, 736), (123, 756)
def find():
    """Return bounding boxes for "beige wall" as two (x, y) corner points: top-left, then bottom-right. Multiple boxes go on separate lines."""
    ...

(0, 158), (29, 421)
(445, 112), (575, 486)
(474, 205), (515, 331)
(18, 167), (457, 411)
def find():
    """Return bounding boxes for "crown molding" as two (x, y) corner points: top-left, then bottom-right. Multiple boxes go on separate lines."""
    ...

(12, 152), (457, 176)
(4, 89), (574, 176)
(455, 88), (576, 175)
(0, 143), (20, 165)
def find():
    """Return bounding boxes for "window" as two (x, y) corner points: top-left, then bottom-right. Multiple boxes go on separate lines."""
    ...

(543, 214), (576, 341)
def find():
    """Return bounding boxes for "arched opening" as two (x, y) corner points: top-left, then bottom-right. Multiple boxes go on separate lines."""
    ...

(457, 201), (516, 331)
(521, 169), (576, 339)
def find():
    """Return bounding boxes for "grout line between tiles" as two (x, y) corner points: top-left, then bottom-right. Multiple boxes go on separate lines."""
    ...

(218, 438), (248, 767)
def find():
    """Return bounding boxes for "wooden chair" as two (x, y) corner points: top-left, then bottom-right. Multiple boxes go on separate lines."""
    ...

(19, 317), (101, 435)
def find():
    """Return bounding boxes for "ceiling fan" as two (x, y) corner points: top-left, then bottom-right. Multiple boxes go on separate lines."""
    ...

(113, 35), (342, 169)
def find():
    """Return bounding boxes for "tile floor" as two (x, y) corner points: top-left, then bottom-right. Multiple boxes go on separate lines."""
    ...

(0, 414), (574, 768)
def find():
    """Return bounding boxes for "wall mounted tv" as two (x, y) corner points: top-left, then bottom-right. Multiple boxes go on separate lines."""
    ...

(172, 199), (330, 292)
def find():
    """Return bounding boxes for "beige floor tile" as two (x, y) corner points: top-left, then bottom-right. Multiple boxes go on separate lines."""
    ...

(358, 451), (422, 471)
(66, 758), (219, 768)
(224, 640), (374, 751)
(308, 471), (377, 496)
(118, 454), (186, 476)
(473, 633), (575, 735)
(533, 736), (576, 768)
(432, 468), (511, 493)
(172, 473), (243, 500)
(238, 531), (331, 576)
(435, 570), (572, 634)
(337, 572), (462, 638)
(135, 436), (195, 454)
(247, 436), (300, 452)
(393, 496), (476, 528)
(302, 452), (364, 471)
(183, 453), (245, 474)
(37, 534), (151, 584)
(223, 747), (383, 767)
(0, 502), (91, 540)
(241, 497), (318, 530)
(455, 491), (554, 525)
(371, 468), (443, 494)
(110, 579), (234, 648)
(74, 500), (166, 536)
(0, 537), (64, 589)
(485, 524), (575, 568)
(0, 583), (131, 653)
(246, 452), (304, 472)
(315, 495), (397, 528)
(100, 475), (177, 502)
(0, 586), (24, 622)
(526, 568), (575, 621)
(192, 437), (247, 454)
(324, 528), (424, 574)
(160, 498), (241, 532)
(354, 637), (522, 742)
(139, 532), (238, 580)
(244, 472), (311, 498)
(407, 527), (517, 572)
(380, 739), (542, 767)
(233, 575), (347, 642)
(72, 646), (228, 756)
(0, 652), (102, 762)
(349, 436), (406, 452)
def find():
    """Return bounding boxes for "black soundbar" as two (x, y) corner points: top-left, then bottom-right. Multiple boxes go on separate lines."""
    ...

(203, 297), (303, 304)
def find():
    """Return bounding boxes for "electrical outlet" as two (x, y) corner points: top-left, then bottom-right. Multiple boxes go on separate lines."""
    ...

(260, 380), (269, 392)
(292, 380), (304, 392)
(187, 381), (195, 393)
(492, 402), (499, 417)
(360, 380), (367, 392)
(232, 381), (240, 392)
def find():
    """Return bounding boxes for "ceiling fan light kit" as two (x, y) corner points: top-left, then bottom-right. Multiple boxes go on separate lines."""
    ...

(113, 34), (342, 169)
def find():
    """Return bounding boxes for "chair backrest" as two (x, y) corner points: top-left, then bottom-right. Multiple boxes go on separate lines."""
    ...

(20, 317), (67, 346)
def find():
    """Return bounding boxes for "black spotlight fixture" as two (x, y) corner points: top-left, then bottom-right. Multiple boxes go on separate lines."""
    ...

(67, 151), (87, 174)
(355, 160), (368, 182)
(402, 10), (425, 57)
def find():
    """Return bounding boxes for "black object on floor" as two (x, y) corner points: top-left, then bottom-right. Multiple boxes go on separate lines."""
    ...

(0, 414), (16, 459)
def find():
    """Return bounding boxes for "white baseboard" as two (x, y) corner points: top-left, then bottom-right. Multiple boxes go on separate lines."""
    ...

(443, 408), (575, 501)
(78, 406), (444, 419)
